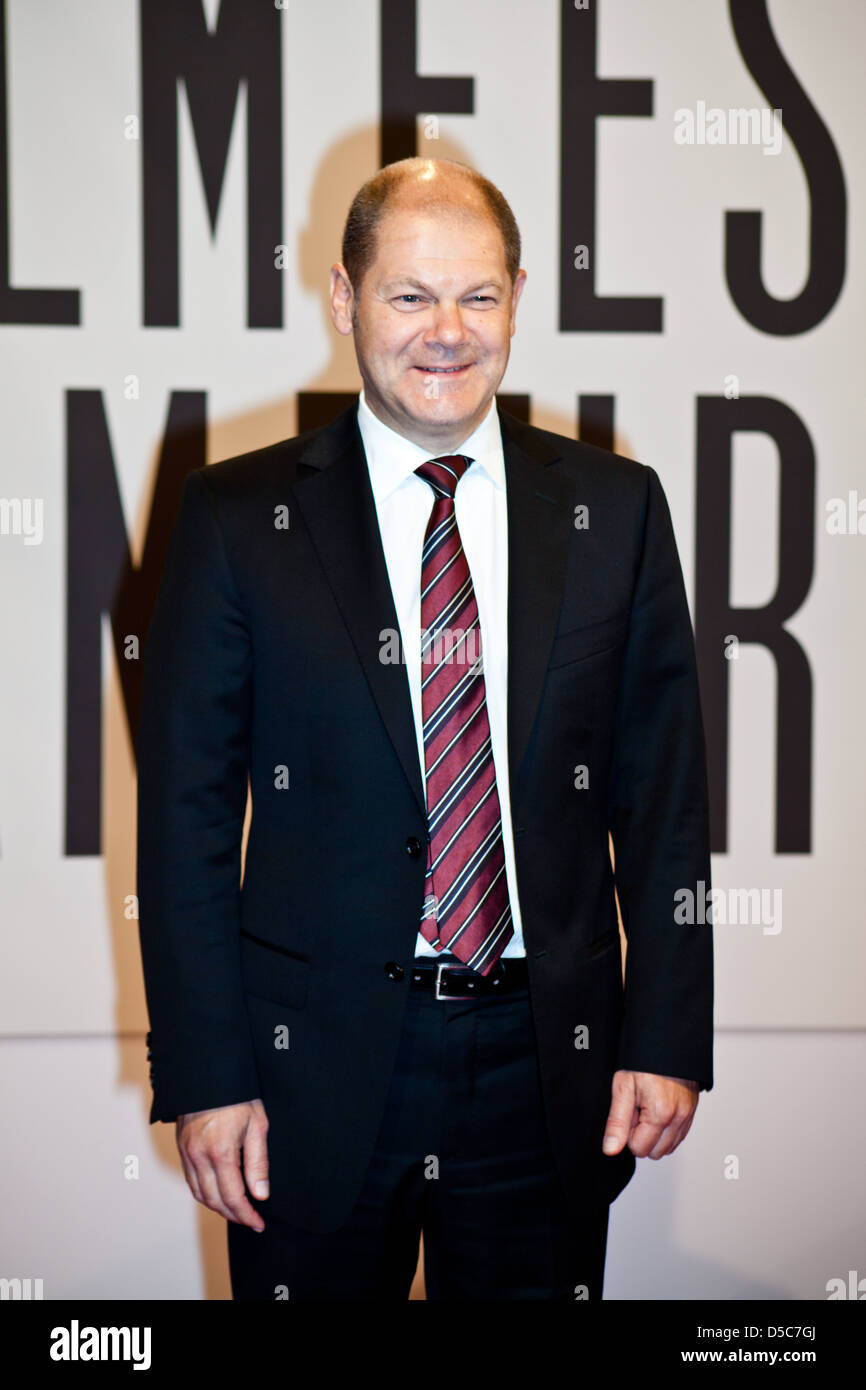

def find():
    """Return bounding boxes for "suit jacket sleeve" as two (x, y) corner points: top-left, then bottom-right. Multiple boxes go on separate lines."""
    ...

(136, 467), (260, 1122)
(607, 464), (714, 1091)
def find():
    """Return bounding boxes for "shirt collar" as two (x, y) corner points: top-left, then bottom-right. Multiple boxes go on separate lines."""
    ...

(357, 388), (505, 506)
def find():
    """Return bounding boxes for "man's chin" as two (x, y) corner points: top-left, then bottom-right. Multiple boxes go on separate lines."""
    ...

(364, 382), (494, 447)
(404, 407), (479, 446)
(401, 383), (490, 430)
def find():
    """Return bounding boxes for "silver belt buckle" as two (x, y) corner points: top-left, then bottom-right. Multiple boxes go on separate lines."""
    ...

(434, 960), (476, 1000)
(434, 961), (451, 1000)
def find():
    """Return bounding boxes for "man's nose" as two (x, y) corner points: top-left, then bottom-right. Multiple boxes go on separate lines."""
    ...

(425, 301), (469, 346)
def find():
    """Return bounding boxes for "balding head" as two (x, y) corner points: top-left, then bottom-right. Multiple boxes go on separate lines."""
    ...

(341, 158), (521, 295)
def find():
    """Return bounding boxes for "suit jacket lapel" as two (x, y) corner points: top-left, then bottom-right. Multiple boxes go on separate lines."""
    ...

(290, 403), (573, 826)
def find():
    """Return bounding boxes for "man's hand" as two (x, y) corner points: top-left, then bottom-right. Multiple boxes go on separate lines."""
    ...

(602, 1071), (699, 1159)
(176, 1098), (270, 1231)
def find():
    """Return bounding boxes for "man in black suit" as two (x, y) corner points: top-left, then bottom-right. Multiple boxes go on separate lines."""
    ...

(136, 157), (713, 1300)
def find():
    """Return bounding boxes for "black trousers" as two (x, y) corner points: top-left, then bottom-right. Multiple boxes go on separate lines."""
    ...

(228, 959), (610, 1300)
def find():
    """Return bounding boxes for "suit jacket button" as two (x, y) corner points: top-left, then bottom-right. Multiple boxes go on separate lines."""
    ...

(384, 961), (404, 982)
(405, 836), (422, 857)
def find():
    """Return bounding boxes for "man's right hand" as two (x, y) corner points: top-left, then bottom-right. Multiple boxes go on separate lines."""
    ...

(176, 1098), (269, 1232)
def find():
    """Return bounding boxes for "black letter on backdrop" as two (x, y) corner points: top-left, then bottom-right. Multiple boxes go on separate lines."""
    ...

(0, 0), (79, 323)
(141, 0), (282, 327)
(577, 396), (616, 453)
(380, 0), (474, 164)
(695, 396), (814, 854)
(560, 0), (660, 332)
(727, 0), (847, 334)
(66, 390), (207, 854)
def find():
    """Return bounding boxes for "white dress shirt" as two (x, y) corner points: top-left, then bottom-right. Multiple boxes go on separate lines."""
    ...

(356, 388), (526, 958)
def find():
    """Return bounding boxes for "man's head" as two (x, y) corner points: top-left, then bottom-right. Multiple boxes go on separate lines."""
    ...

(330, 158), (526, 454)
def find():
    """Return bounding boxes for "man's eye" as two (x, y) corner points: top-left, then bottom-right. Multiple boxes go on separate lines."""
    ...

(469, 295), (494, 304)
(398, 294), (422, 303)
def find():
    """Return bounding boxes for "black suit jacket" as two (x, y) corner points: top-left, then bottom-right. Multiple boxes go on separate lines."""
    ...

(136, 402), (713, 1233)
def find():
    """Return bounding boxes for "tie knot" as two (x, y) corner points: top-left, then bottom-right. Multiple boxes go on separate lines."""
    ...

(414, 454), (472, 500)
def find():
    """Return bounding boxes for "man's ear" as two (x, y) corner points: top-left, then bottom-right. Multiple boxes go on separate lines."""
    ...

(509, 269), (527, 334)
(330, 263), (355, 336)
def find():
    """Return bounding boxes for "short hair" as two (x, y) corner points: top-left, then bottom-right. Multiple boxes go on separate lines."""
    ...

(341, 158), (522, 294)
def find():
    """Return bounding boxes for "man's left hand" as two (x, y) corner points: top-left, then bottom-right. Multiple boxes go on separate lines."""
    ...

(602, 1071), (699, 1159)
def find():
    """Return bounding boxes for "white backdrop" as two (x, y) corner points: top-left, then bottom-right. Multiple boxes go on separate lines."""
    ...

(1, 0), (864, 1299)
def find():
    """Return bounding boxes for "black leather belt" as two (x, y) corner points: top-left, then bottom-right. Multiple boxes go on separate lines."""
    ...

(410, 955), (528, 999)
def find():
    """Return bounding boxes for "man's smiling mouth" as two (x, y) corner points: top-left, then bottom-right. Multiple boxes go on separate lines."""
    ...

(415, 364), (472, 373)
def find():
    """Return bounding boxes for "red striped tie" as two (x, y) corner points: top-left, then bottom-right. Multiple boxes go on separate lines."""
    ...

(414, 455), (514, 975)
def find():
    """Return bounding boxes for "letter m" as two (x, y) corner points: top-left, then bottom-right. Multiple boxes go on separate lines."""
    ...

(141, 0), (283, 326)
